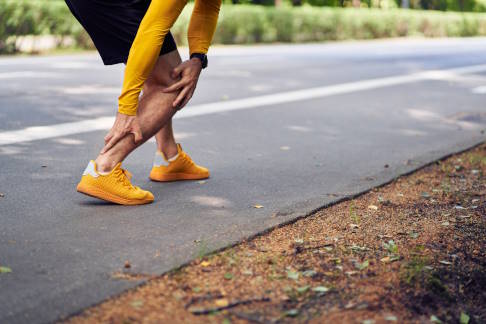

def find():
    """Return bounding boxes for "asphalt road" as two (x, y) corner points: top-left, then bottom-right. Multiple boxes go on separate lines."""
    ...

(1, 38), (486, 324)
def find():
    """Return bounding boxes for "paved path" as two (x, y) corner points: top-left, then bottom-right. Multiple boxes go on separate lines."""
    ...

(1, 38), (486, 323)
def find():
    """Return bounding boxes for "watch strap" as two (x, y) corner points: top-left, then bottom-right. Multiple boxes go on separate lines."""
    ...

(190, 53), (208, 69)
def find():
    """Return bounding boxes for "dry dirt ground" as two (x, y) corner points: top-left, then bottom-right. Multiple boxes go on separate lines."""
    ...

(66, 143), (486, 324)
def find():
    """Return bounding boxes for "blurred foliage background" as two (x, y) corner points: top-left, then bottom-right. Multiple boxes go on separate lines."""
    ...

(1, 0), (486, 54)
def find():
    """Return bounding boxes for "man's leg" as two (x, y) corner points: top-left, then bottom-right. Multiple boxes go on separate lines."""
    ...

(144, 54), (209, 182)
(94, 50), (182, 172)
(154, 120), (178, 159)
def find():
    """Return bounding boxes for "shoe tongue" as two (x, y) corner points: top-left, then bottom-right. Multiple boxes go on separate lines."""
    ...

(112, 163), (132, 179)
(124, 170), (133, 180)
(112, 162), (123, 172)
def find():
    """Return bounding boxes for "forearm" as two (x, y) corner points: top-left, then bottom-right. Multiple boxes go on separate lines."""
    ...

(187, 0), (222, 55)
(118, 0), (187, 116)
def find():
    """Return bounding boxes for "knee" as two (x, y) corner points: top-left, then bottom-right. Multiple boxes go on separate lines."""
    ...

(144, 72), (176, 93)
(145, 51), (182, 91)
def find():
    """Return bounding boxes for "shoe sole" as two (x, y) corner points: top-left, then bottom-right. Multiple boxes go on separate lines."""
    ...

(149, 172), (210, 182)
(77, 183), (153, 205)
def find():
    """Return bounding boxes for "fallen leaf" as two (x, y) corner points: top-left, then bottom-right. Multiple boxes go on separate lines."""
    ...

(439, 260), (452, 265)
(294, 238), (304, 244)
(383, 240), (398, 254)
(430, 315), (442, 323)
(362, 320), (375, 324)
(222, 318), (231, 324)
(224, 272), (233, 280)
(356, 260), (369, 270)
(130, 299), (144, 309)
(312, 286), (329, 293)
(302, 270), (317, 277)
(350, 245), (369, 253)
(331, 258), (341, 264)
(385, 315), (397, 321)
(409, 232), (419, 239)
(192, 286), (201, 293)
(286, 270), (299, 280)
(242, 269), (253, 276)
(421, 192), (430, 198)
(296, 285), (310, 293)
(368, 205), (378, 210)
(285, 309), (299, 317)
(200, 261), (210, 267)
(253, 204), (264, 209)
(381, 255), (391, 263)
(460, 312), (470, 324)
(454, 205), (466, 210)
(215, 298), (229, 307)
(0, 266), (12, 273)
(441, 221), (450, 226)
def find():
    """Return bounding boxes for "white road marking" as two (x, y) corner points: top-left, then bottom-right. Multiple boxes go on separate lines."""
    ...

(0, 71), (63, 79)
(51, 85), (120, 95)
(471, 85), (486, 94)
(1, 63), (486, 146)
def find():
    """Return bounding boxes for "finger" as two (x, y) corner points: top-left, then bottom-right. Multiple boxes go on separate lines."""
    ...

(162, 79), (187, 93)
(104, 130), (114, 144)
(173, 86), (191, 108)
(130, 127), (143, 144)
(171, 65), (183, 79)
(101, 133), (123, 154)
(179, 88), (194, 110)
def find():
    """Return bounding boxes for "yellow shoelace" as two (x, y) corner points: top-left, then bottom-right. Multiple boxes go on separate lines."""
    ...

(114, 168), (133, 188)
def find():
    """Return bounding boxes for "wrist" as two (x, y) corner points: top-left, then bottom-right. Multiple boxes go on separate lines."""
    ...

(190, 53), (208, 69)
(190, 57), (203, 69)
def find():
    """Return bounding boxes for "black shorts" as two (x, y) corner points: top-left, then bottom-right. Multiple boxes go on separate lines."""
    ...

(65, 0), (177, 65)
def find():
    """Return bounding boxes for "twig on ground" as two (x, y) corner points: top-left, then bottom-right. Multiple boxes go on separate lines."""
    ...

(188, 297), (271, 315)
(184, 293), (224, 309)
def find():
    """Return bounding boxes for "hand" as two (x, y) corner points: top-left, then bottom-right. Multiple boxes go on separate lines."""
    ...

(101, 112), (143, 154)
(162, 58), (202, 109)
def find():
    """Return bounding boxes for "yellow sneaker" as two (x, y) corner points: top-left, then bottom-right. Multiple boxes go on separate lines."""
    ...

(149, 144), (209, 182)
(77, 161), (154, 205)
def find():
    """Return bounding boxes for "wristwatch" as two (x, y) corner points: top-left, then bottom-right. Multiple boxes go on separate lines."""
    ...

(190, 53), (208, 69)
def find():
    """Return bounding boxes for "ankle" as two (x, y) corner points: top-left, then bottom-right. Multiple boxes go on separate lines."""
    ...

(95, 155), (117, 173)
(158, 142), (178, 160)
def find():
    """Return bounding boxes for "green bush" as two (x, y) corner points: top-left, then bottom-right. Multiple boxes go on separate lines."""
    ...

(2, 0), (486, 54)
(0, 0), (89, 53)
(175, 5), (486, 44)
